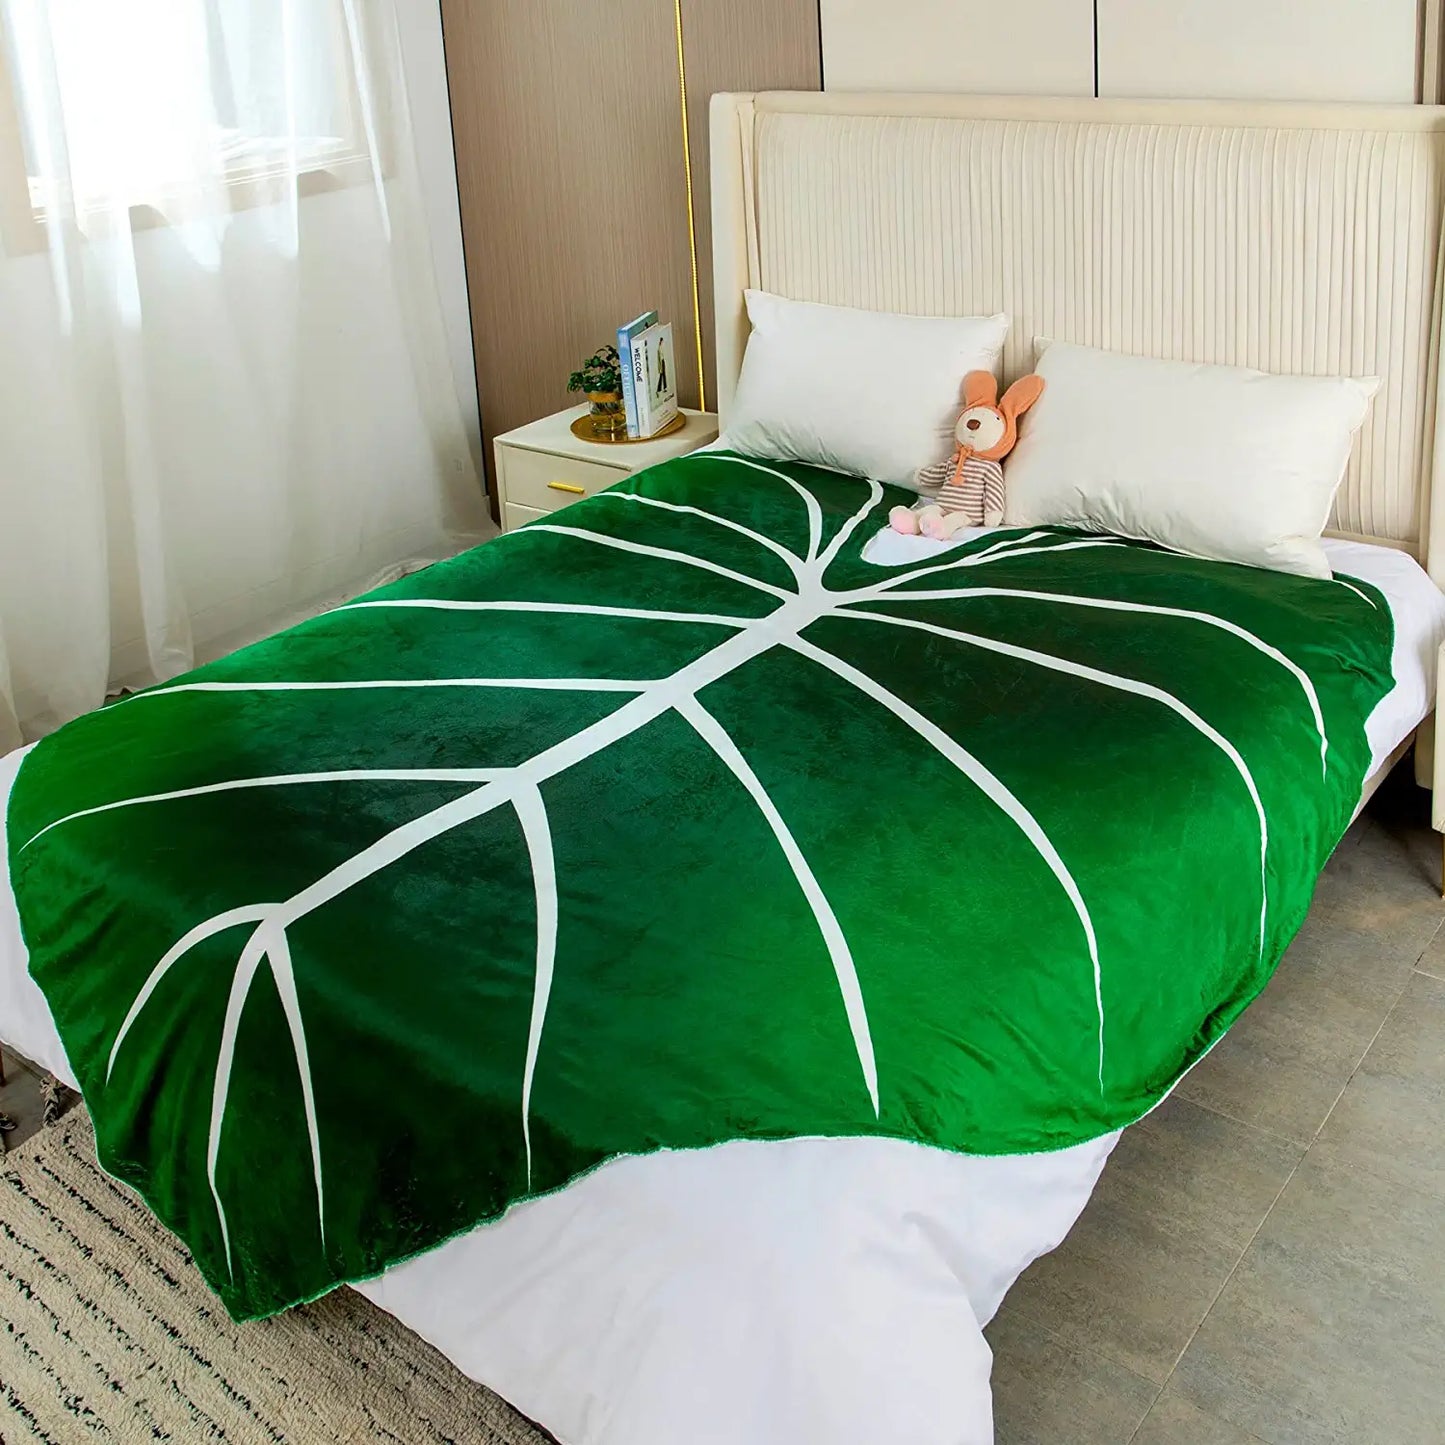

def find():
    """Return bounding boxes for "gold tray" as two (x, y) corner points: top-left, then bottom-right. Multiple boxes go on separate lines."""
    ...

(570, 411), (685, 445)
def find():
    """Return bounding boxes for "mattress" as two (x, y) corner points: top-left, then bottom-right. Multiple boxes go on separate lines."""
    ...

(2, 527), (1440, 1445)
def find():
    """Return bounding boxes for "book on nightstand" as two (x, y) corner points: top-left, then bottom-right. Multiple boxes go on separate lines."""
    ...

(632, 320), (678, 438)
(616, 309), (657, 438)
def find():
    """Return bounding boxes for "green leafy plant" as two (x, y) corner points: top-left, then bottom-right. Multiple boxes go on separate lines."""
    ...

(567, 344), (622, 396)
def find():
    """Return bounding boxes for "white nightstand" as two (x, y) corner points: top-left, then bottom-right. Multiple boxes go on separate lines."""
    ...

(493, 404), (720, 532)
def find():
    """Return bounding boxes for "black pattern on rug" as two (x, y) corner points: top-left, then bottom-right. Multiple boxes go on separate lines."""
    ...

(0, 1111), (553, 1444)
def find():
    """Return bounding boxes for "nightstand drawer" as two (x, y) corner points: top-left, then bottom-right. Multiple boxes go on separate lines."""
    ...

(501, 447), (626, 513)
(503, 500), (547, 531)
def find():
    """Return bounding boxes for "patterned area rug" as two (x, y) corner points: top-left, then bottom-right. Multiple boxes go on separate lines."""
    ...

(0, 1112), (552, 1444)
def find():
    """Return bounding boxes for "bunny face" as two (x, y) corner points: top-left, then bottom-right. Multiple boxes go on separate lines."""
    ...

(955, 405), (1007, 453)
(951, 369), (1046, 462)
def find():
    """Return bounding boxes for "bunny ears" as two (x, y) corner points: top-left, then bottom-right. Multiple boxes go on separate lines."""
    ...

(962, 369), (1045, 421)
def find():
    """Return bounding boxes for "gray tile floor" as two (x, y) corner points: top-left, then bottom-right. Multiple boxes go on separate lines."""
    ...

(0, 1042), (46, 1153)
(990, 762), (1445, 1444)
(2, 765), (1441, 1441)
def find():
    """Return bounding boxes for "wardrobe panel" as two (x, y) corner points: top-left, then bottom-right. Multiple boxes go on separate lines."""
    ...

(1097, 0), (1421, 103)
(441, 0), (696, 499)
(821, 0), (1094, 96)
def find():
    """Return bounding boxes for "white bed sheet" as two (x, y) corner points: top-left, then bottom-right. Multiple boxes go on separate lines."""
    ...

(2, 532), (1441, 1445)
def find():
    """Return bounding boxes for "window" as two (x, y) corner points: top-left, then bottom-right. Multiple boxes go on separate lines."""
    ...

(0, 15), (31, 247)
(0, 0), (376, 250)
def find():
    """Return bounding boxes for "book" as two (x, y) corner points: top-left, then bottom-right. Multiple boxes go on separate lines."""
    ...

(616, 309), (657, 438)
(632, 320), (678, 438)
(630, 324), (654, 437)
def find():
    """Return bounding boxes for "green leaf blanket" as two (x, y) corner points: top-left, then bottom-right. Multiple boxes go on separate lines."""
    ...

(7, 453), (1395, 1320)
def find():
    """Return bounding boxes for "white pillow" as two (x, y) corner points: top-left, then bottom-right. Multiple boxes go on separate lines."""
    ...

(1003, 340), (1380, 578)
(721, 291), (1009, 486)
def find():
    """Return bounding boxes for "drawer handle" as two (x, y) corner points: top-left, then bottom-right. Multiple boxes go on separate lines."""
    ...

(547, 481), (586, 495)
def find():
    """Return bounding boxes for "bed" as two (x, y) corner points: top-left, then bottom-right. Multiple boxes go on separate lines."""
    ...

(7, 92), (1445, 1445)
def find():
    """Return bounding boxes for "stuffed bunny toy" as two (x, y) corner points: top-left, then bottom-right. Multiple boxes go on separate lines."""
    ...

(890, 370), (1045, 539)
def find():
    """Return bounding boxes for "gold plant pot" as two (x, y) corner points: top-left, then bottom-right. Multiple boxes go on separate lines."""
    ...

(586, 390), (627, 440)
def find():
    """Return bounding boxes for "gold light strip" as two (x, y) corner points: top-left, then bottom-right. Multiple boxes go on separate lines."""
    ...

(673, 0), (707, 412)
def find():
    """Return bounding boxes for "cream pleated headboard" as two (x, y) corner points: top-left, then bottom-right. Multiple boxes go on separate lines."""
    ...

(710, 92), (1445, 579)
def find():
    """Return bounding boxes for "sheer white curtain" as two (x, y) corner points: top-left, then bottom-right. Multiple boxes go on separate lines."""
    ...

(0, 0), (489, 751)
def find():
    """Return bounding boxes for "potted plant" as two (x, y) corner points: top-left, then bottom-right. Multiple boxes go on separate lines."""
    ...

(567, 344), (626, 440)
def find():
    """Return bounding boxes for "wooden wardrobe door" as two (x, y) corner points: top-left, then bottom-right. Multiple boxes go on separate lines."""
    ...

(441, 0), (822, 503)
(441, 0), (696, 494)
